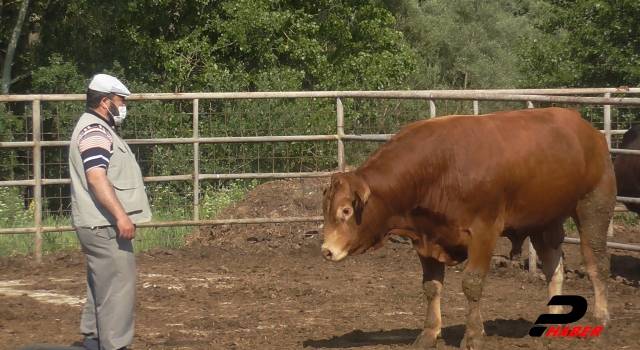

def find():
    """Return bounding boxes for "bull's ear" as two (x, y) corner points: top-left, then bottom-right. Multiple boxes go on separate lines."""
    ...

(330, 173), (343, 187)
(352, 180), (369, 225)
(353, 180), (370, 209)
(326, 173), (343, 198)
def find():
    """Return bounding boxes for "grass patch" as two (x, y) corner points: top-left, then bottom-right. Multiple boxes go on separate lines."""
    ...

(614, 211), (640, 227)
(0, 180), (256, 257)
(564, 212), (640, 238)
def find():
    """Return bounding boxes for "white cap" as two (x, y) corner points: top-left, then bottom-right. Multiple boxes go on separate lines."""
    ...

(88, 74), (131, 97)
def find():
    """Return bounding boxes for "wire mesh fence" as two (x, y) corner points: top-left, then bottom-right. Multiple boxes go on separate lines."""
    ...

(1, 90), (640, 262)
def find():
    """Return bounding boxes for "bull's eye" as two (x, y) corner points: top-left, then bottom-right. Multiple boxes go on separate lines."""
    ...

(342, 208), (351, 216)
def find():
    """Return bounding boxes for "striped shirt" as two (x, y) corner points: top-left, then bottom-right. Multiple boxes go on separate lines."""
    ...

(77, 123), (113, 172)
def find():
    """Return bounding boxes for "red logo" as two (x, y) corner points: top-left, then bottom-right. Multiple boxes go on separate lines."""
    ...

(529, 295), (603, 338)
(543, 325), (604, 338)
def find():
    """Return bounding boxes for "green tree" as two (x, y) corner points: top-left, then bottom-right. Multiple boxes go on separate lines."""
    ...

(520, 0), (640, 88)
(384, 0), (546, 89)
(1, 0), (31, 93)
(30, 0), (416, 93)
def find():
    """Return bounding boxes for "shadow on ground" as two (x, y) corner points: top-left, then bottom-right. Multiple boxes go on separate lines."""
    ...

(302, 318), (533, 348)
(610, 254), (640, 286)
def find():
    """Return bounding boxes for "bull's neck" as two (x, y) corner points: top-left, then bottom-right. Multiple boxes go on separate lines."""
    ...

(360, 193), (406, 243)
(358, 174), (423, 245)
(355, 167), (425, 210)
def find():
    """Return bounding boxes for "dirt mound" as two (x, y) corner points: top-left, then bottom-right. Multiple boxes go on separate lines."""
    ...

(184, 177), (330, 248)
(184, 166), (360, 248)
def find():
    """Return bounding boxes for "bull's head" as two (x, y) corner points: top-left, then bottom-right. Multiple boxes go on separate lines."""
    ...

(321, 172), (371, 261)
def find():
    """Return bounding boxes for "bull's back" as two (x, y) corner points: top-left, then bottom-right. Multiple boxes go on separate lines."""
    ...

(480, 108), (609, 227)
(358, 107), (610, 228)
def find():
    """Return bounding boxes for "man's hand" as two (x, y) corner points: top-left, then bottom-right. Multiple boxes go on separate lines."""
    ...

(116, 216), (136, 240)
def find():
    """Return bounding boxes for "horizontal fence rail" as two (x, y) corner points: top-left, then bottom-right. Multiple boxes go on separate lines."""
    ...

(0, 216), (325, 235)
(2, 87), (640, 102)
(564, 237), (640, 252)
(1, 89), (640, 264)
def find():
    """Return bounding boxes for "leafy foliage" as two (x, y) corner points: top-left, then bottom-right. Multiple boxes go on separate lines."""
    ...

(21, 0), (416, 93)
(520, 0), (640, 88)
(386, 0), (546, 89)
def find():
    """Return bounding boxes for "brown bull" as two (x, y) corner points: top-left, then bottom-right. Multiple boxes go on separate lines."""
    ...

(321, 107), (614, 350)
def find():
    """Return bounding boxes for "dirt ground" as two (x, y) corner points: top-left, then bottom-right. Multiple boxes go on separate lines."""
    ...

(1, 177), (640, 350)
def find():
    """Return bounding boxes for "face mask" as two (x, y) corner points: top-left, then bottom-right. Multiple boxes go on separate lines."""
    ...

(114, 105), (127, 125)
(102, 99), (127, 125)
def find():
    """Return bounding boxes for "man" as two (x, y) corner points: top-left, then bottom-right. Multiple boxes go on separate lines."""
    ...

(68, 74), (152, 350)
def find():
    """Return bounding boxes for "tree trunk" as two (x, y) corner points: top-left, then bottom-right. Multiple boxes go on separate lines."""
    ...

(1, 0), (31, 94)
(0, 0), (5, 31)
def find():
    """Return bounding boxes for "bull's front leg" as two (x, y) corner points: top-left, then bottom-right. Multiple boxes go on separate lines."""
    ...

(460, 269), (487, 350)
(413, 256), (445, 349)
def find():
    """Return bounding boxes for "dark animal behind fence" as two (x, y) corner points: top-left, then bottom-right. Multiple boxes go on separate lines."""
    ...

(614, 125), (640, 216)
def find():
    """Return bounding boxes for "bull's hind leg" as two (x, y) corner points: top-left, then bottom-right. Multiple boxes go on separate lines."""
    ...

(414, 256), (445, 349)
(459, 220), (501, 350)
(572, 165), (616, 327)
(530, 226), (565, 314)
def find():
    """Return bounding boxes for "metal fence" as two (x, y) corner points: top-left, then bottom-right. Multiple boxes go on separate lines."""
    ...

(1, 89), (640, 269)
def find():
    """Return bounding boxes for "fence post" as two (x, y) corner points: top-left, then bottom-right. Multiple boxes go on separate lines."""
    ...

(429, 100), (436, 119)
(526, 101), (537, 274)
(473, 100), (479, 115)
(604, 93), (612, 148)
(604, 93), (613, 237)
(336, 97), (345, 172)
(33, 100), (43, 262)
(193, 99), (200, 222)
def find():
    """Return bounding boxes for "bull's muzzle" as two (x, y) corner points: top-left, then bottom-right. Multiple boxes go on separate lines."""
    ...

(320, 242), (348, 262)
(321, 247), (332, 260)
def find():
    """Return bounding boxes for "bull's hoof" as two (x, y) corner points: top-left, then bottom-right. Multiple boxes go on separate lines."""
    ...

(459, 334), (485, 350)
(413, 329), (440, 349)
(584, 310), (611, 329)
(597, 312), (611, 329)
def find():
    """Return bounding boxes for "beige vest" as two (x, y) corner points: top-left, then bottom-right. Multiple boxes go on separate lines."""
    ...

(69, 112), (152, 227)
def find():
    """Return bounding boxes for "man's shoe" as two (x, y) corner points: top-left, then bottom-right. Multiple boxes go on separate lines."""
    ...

(82, 337), (100, 350)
